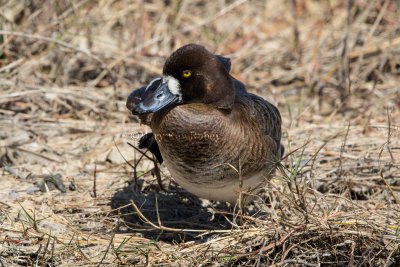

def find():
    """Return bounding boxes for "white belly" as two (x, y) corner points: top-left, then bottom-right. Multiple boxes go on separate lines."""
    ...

(168, 169), (268, 205)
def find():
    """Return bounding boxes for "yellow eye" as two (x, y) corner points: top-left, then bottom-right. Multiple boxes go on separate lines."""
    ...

(183, 70), (192, 78)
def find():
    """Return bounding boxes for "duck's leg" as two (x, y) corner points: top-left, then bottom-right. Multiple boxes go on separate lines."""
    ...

(138, 133), (163, 164)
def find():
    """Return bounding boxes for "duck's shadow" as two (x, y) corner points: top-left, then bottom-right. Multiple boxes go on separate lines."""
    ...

(110, 178), (234, 242)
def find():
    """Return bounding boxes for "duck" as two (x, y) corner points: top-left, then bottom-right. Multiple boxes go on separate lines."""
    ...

(126, 44), (283, 205)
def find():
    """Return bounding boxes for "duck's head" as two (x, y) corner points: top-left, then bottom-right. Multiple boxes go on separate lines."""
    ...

(130, 44), (235, 115)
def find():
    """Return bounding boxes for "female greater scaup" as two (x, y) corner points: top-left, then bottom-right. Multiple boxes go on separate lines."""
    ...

(127, 44), (283, 205)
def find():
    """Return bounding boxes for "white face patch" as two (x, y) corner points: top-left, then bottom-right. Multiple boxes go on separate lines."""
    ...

(163, 75), (182, 101)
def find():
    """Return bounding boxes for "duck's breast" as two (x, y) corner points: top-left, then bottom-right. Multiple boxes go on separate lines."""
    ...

(152, 102), (277, 182)
(152, 100), (280, 203)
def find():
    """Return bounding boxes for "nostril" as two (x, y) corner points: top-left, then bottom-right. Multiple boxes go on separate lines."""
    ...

(156, 93), (163, 99)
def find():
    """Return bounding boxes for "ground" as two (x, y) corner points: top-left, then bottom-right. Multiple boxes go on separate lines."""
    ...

(0, 0), (399, 266)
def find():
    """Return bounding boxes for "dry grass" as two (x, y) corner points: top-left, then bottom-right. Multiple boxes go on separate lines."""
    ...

(0, 0), (399, 266)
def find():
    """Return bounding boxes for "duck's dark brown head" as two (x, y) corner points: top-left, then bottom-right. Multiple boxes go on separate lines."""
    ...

(131, 44), (235, 115)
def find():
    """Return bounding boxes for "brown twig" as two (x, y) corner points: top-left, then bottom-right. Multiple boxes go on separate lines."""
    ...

(0, 30), (117, 90)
